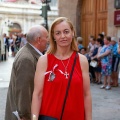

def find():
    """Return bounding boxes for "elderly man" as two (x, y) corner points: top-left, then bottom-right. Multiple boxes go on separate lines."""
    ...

(5, 25), (48, 120)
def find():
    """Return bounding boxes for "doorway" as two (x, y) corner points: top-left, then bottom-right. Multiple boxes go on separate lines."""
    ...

(81, 0), (108, 46)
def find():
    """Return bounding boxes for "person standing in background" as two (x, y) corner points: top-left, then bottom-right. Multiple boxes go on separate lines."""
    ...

(91, 38), (103, 84)
(111, 37), (120, 87)
(5, 36), (10, 53)
(1, 33), (7, 60)
(20, 34), (27, 48)
(98, 36), (113, 90)
(5, 25), (48, 120)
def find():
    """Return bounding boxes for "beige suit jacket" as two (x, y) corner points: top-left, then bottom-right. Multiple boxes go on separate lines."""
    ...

(5, 43), (41, 120)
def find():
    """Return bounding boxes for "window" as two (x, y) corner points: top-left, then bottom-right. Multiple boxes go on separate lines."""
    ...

(49, 0), (58, 7)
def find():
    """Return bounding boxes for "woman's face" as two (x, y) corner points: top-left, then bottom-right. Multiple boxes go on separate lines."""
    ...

(80, 49), (86, 55)
(53, 21), (74, 47)
(90, 39), (95, 45)
(104, 38), (109, 45)
(96, 41), (99, 45)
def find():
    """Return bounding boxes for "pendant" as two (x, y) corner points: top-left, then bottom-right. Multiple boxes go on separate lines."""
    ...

(49, 72), (56, 81)
(64, 71), (69, 79)
(58, 69), (69, 79)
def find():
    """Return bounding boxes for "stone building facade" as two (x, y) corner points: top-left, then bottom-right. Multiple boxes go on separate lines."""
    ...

(0, 0), (58, 57)
(59, 0), (81, 36)
(0, 0), (58, 35)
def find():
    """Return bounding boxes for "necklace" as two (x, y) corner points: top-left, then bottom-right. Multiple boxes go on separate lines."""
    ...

(61, 57), (70, 79)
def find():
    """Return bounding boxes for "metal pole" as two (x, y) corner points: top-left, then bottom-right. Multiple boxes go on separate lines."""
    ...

(45, 0), (48, 30)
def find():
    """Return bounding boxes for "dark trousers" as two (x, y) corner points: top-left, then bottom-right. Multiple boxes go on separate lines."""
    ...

(6, 45), (9, 52)
(1, 45), (6, 61)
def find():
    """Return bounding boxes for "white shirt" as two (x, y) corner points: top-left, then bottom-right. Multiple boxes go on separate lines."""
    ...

(3, 37), (6, 45)
(28, 43), (43, 56)
(20, 37), (27, 48)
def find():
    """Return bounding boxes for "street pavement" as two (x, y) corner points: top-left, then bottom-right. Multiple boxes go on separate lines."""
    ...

(0, 55), (120, 120)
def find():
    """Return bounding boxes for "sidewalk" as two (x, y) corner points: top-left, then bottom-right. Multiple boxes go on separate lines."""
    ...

(91, 83), (120, 120)
(0, 55), (14, 88)
(0, 55), (14, 120)
(0, 56), (120, 120)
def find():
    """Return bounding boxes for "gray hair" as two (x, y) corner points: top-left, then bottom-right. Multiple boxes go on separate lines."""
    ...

(77, 37), (83, 44)
(26, 25), (42, 43)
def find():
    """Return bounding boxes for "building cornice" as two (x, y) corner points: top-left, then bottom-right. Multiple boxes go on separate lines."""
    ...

(0, 2), (58, 16)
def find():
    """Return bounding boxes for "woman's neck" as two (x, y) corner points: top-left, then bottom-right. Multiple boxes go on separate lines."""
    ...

(54, 47), (73, 60)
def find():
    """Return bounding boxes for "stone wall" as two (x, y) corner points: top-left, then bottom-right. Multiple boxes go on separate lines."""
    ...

(108, 0), (120, 39)
(58, 0), (79, 35)
(108, 0), (117, 37)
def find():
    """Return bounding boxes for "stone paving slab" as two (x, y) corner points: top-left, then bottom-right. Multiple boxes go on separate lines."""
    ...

(91, 83), (120, 120)
(0, 88), (8, 120)
(0, 55), (14, 88)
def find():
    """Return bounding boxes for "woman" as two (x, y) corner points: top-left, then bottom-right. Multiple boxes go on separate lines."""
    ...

(97, 36), (113, 90)
(91, 38), (103, 84)
(87, 37), (97, 82)
(10, 35), (16, 57)
(31, 17), (92, 120)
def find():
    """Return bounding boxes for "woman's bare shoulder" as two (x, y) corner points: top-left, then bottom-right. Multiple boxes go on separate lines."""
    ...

(37, 54), (48, 67)
(39, 54), (47, 60)
(78, 53), (88, 63)
(78, 53), (89, 70)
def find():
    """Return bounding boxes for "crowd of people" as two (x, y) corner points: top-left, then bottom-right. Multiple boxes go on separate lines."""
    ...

(77, 34), (120, 90)
(2, 33), (27, 58)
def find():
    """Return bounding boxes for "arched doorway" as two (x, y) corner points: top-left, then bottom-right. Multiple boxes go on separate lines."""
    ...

(9, 23), (22, 35)
(81, 0), (108, 46)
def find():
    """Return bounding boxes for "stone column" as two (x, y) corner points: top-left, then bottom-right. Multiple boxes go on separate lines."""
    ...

(58, 0), (78, 34)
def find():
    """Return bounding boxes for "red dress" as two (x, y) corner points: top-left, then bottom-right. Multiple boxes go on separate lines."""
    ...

(40, 51), (84, 120)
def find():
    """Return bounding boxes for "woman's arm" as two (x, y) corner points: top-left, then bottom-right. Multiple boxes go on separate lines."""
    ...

(91, 54), (97, 60)
(118, 42), (120, 54)
(91, 47), (101, 60)
(31, 55), (47, 120)
(79, 54), (92, 120)
(97, 50), (111, 59)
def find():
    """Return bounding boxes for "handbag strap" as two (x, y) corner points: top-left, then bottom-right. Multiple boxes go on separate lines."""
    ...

(60, 52), (78, 120)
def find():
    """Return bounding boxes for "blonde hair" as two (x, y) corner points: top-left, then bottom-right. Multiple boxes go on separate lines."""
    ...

(47, 17), (78, 54)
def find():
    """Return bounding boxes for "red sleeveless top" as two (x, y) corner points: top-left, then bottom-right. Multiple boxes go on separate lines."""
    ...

(40, 52), (84, 120)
